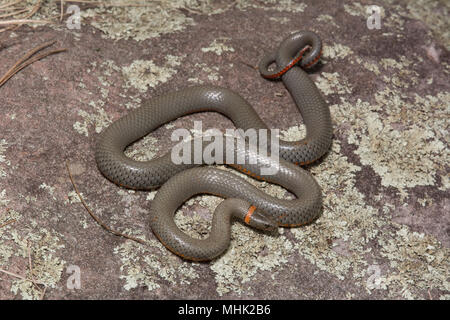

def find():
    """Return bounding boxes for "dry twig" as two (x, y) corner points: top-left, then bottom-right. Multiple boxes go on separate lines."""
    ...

(21, 0), (43, 20)
(0, 219), (15, 229)
(0, 18), (49, 25)
(0, 8), (28, 19)
(0, 0), (22, 10)
(27, 241), (40, 291)
(0, 268), (45, 285)
(26, 241), (47, 299)
(66, 161), (146, 245)
(64, 0), (158, 7)
(0, 0), (44, 33)
(60, 0), (64, 21)
(0, 242), (47, 299)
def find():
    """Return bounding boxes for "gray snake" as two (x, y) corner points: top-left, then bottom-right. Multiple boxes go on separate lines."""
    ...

(95, 31), (332, 261)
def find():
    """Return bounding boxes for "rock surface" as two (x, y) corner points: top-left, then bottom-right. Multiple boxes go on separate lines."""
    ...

(0, 0), (448, 299)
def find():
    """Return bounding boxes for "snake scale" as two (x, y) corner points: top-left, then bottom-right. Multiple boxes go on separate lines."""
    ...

(95, 31), (332, 261)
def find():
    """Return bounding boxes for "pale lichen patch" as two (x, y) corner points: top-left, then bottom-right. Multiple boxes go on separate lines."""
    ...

(355, 113), (445, 191)
(405, 0), (450, 50)
(77, 1), (233, 41)
(201, 38), (235, 56)
(64, 190), (83, 205)
(376, 225), (450, 299)
(316, 72), (353, 96)
(113, 235), (199, 291)
(38, 183), (56, 200)
(80, 3), (195, 41)
(73, 100), (112, 137)
(210, 223), (292, 296)
(73, 61), (114, 136)
(268, 16), (290, 24)
(378, 56), (419, 89)
(0, 189), (10, 207)
(145, 191), (157, 201)
(1, 220), (66, 300)
(0, 139), (10, 178)
(344, 2), (386, 18)
(125, 136), (159, 162)
(379, 57), (411, 70)
(343, 2), (368, 17)
(323, 44), (353, 60)
(125, 96), (142, 110)
(174, 198), (217, 240)
(280, 125), (306, 142)
(122, 55), (185, 93)
(288, 139), (449, 299)
(316, 14), (339, 28)
(292, 141), (380, 282)
(359, 59), (381, 75)
(342, 88), (449, 193)
(236, 0), (307, 12)
(192, 63), (221, 82)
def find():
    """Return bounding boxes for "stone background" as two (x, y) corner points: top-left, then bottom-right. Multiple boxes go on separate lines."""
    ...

(0, 0), (448, 299)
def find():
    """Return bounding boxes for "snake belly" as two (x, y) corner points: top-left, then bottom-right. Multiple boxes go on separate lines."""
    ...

(95, 31), (332, 261)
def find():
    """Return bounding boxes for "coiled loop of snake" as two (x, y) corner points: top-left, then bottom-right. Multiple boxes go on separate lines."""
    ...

(95, 31), (332, 261)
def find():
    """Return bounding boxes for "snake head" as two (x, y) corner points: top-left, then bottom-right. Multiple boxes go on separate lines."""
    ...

(246, 209), (278, 233)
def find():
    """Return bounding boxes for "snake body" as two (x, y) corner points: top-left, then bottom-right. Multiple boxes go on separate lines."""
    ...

(95, 31), (332, 261)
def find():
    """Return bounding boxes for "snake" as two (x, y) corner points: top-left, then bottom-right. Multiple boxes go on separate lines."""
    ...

(95, 31), (332, 261)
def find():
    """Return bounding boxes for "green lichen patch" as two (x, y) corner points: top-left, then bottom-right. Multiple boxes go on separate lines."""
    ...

(380, 57), (419, 89)
(76, 1), (233, 41)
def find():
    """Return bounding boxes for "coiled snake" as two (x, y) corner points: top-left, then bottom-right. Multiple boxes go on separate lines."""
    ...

(95, 31), (332, 261)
